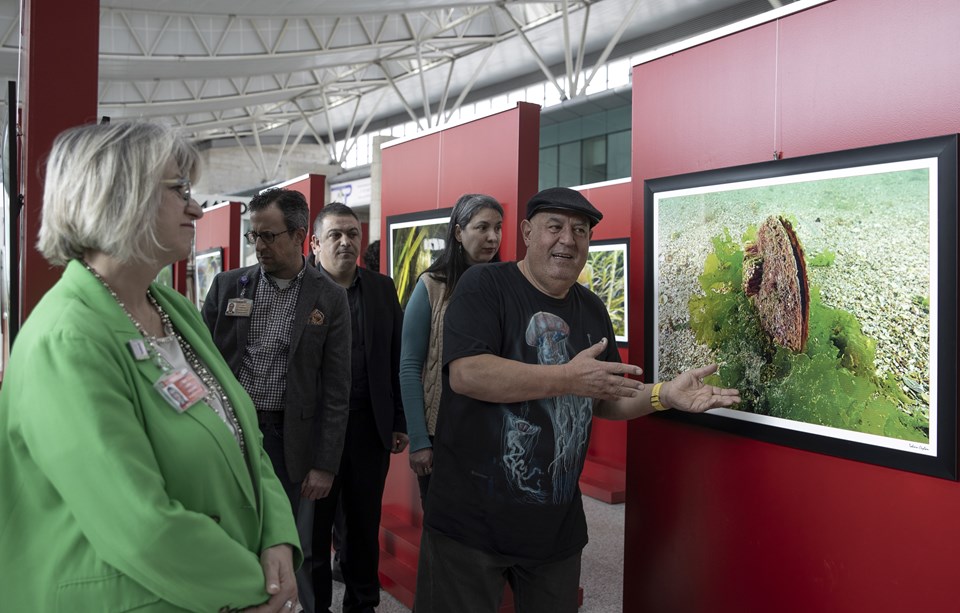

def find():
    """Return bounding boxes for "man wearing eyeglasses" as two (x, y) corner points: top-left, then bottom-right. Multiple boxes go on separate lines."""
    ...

(202, 188), (352, 612)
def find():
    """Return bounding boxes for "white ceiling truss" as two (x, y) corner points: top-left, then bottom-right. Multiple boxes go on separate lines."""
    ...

(0, 0), (794, 179)
(94, 1), (617, 166)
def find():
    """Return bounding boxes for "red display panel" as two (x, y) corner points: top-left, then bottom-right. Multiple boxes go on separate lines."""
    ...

(626, 0), (960, 610)
(378, 103), (541, 609)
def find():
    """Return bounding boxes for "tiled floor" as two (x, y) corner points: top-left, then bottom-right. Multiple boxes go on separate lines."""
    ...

(331, 496), (626, 613)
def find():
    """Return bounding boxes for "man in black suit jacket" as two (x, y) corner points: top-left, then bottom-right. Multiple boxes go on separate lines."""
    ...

(311, 202), (408, 613)
(203, 189), (352, 608)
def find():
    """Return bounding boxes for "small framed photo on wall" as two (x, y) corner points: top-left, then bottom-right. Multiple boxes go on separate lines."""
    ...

(387, 208), (452, 308)
(194, 247), (223, 308)
(580, 239), (629, 345)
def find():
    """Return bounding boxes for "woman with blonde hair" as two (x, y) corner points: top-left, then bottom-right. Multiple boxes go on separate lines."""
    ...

(399, 193), (504, 504)
(0, 121), (301, 612)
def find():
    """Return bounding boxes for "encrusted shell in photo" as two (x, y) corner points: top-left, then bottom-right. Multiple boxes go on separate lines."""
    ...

(742, 216), (810, 352)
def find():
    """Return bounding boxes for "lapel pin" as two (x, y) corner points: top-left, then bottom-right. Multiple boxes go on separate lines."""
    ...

(127, 339), (150, 361)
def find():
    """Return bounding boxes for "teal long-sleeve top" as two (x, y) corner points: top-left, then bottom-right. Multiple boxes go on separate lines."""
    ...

(399, 279), (434, 453)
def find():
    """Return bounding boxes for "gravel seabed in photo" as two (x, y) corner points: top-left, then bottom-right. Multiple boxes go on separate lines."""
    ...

(654, 169), (932, 410)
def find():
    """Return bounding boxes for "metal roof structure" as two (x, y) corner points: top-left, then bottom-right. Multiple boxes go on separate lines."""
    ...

(0, 0), (797, 171)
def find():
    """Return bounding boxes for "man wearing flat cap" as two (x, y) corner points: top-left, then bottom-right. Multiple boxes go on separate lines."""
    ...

(414, 187), (740, 613)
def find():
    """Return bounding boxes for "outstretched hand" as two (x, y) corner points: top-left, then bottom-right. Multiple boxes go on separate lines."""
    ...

(663, 364), (740, 413)
(566, 338), (645, 401)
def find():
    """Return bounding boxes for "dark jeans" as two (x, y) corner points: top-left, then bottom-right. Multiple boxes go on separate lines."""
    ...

(259, 414), (315, 611)
(414, 528), (582, 613)
(259, 416), (300, 512)
(312, 409), (390, 613)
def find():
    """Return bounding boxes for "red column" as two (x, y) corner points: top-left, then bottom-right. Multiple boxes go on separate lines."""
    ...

(19, 0), (99, 321)
(195, 201), (244, 271)
(274, 173), (326, 257)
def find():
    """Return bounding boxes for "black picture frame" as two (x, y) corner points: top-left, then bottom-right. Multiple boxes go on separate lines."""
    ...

(194, 247), (223, 309)
(387, 208), (452, 308)
(644, 134), (958, 479)
(581, 238), (630, 346)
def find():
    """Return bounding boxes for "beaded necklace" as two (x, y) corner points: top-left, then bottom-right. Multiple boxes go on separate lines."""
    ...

(83, 261), (247, 457)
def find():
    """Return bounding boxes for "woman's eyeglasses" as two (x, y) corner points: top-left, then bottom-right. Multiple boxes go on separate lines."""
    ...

(161, 177), (192, 204)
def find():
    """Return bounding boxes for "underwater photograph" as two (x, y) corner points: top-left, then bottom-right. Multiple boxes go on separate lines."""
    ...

(653, 159), (938, 455)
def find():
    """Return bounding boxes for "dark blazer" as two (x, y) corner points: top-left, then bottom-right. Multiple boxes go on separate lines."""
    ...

(203, 263), (351, 482)
(330, 266), (407, 450)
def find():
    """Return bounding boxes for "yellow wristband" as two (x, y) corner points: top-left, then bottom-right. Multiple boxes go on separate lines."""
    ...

(650, 382), (667, 411)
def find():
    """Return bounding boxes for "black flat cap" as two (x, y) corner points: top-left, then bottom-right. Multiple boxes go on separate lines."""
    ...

(526, 187), (603, 227)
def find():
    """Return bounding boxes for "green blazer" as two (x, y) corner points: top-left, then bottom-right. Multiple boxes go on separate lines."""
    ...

(0, 260), (302, 612)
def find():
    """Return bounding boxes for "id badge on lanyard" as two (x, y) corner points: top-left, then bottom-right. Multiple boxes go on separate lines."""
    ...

(155, 368), (207, 413)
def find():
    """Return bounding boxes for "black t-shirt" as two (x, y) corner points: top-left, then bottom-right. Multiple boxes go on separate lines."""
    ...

(424, 262), (620, 562)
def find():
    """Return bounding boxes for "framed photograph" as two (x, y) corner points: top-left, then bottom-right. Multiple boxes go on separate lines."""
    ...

(194, 247), (223, 308)
(154, 264), (174, 289)
(387, 208), (452, 308)
(580, 239), (629, 345)
(644, 134), (958, 479)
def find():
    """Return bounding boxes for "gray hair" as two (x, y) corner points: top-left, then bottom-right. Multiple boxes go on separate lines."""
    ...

(37, 120), (200, 266)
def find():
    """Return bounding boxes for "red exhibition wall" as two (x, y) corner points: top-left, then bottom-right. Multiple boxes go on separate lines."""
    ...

(377, 102), (541, 608)
(195, 202), (243, 270)
(194, 173), (325, 291)
(625, 0), (960, 611)
(379, 102), (541, 268)
(577, 178), (633, 501)
(273, 174), (327, 258)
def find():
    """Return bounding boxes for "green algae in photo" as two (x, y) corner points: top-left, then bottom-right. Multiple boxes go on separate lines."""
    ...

(687, 225), (927, 444)
(389, 212), (450, 308)
(648, 139), (954, 474)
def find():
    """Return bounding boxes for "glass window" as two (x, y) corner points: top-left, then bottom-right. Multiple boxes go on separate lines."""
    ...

(543, 86), (563, 109)
(539, 146), (559, 190)
(540, 123), (559, 148)
(606, 130), (631, 180)
(607, 106), (631, 133)
(558, 141), (581, 188)
(581, 135), (606, 185)
(585, 67), (607, 95)
(607, 58), (631, 88)
(556, 118), (583, 144)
